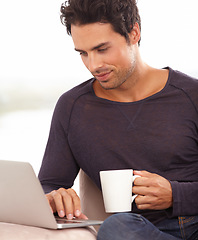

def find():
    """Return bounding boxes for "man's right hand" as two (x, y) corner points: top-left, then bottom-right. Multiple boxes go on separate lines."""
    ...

(46, 187), (88, 220)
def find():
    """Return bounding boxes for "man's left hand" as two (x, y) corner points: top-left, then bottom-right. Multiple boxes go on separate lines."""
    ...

(133, 170), (173, 210)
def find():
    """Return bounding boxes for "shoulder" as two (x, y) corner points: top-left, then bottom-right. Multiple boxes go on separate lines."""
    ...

(58, 78), (94, 104)
(169, 67), (198, 112)
(169, 67), (198, 90)
(51, 78), (94, 129)
(55, 78), (94, 112)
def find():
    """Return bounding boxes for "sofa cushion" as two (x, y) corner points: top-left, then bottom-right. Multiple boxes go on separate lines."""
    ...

(0, 222), (96, 240)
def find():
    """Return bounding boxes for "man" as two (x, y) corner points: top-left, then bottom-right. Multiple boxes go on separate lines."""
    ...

(38, 0), (198, 239)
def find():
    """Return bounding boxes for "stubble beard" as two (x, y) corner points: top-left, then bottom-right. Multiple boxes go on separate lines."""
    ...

(98, 64), (136, 90)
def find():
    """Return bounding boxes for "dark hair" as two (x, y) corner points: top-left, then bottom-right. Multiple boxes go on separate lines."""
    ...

(60, 0), (141, 45)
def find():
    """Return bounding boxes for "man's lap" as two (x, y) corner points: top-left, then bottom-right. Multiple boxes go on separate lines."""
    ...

(97, 213), (198, 240)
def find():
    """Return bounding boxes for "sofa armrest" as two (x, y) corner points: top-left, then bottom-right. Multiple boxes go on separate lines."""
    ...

(79, 170), (112, 231)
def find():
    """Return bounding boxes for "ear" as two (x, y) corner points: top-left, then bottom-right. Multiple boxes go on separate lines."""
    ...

(128, 22), (141, 45)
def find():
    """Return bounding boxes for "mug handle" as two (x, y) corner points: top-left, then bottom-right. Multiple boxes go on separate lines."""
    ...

(131, 175), (140, 203)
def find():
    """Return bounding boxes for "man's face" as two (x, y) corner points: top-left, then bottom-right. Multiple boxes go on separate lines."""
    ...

(71, 22), (137, 90)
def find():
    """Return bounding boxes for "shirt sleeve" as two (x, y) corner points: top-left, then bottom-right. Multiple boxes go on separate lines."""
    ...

(168, 72), (198, 217)
(38, 94), (80, 194)
(168, 181), (198, 217)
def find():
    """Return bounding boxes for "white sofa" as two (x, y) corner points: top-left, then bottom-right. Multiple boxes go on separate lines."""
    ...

(0, 170), (111, 239)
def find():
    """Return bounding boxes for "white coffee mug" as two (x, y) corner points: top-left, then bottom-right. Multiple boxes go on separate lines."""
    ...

(99, 169), (140, 213)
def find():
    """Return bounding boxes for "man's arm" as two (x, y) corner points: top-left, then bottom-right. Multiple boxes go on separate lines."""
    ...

(38, 92), (88, 219)
(133, 170), (198, 217)
(169, 181), (198, 217)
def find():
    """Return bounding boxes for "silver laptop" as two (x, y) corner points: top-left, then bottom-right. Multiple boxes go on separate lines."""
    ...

(0, 160), (103, 229)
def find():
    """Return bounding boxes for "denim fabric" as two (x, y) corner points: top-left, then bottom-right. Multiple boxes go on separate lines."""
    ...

(97, 213), (198, 240)
(156, 216), (198, 240)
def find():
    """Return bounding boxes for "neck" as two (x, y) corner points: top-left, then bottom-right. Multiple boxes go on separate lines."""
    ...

(93, 62), (169, 103)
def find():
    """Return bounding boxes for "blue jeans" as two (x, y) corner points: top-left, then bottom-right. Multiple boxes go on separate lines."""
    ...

(97, 213), (198, 240)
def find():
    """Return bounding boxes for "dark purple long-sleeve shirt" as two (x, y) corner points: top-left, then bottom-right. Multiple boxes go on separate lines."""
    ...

(39, 67), (198, 225)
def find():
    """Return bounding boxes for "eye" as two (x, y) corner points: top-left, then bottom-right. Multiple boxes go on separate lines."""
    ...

(79, 51), (88, 56)
(98, 47), (108, 53)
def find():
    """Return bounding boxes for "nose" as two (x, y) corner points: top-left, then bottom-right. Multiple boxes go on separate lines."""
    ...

(86, 53), (103, 73)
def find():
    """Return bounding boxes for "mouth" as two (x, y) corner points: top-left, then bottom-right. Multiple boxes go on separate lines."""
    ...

(94, 71), (112, 82)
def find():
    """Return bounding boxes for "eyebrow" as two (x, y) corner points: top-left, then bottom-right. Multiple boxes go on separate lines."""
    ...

(74, 42), (110, 53)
